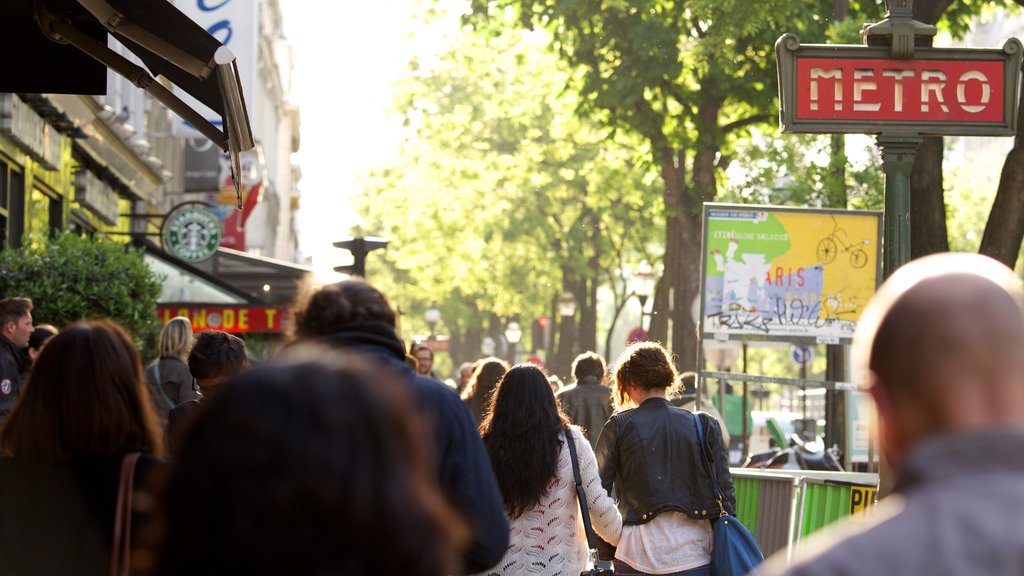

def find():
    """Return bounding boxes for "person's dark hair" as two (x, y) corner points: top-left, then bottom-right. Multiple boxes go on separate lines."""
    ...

(479, 364), (570, 519)
(0, 320), (164, 460)
(572, 351), (606, 382)
(187, 330), (248, 380)
(293, 280), (397, 338)
(158, 347), (467, 575)
(411, 343), (433, 360)
(0, 297), (32, 327)
(27, 324), (58, 352)
(612, 342), (679, 410)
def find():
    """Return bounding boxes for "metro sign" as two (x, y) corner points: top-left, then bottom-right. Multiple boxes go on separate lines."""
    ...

(777, 34), (1023, 136)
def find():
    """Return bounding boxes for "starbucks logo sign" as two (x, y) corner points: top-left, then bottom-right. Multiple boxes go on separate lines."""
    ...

(162, 204), (222, 262)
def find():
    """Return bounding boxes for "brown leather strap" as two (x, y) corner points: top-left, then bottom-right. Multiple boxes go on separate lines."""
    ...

(110, 452), (141, 576)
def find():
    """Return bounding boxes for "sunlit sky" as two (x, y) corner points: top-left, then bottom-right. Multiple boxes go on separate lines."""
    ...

(280, 0), (460, 282)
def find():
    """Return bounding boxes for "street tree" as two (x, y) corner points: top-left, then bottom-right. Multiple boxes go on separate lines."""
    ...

(356, 26), (659, 374)
(465, 0), (834, 370)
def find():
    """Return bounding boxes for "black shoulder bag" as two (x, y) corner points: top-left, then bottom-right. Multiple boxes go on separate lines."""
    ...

(694, 413), (764, 576)
(564, 426), (614, 576)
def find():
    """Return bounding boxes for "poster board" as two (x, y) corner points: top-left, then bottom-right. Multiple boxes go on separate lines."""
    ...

(700, 204), (882, 345)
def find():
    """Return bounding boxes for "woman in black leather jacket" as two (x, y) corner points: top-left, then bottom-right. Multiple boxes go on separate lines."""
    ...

(595, 342), (736, 576)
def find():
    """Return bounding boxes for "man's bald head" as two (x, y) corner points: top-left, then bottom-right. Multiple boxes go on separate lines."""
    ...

(854, 254), (1024, 464)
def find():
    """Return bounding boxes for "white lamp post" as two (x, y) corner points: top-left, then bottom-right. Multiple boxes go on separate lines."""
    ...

(424, 302), (441, 338)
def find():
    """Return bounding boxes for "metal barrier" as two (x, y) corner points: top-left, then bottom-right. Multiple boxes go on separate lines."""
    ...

(730, 469), (879, 562)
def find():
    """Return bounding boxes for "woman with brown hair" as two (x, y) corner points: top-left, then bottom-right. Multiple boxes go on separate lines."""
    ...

(461, 357), (509, 426)
(0, 320), (166, 575)
(158, 347), (468, 575)
(595, 342), (736, 576)
(476, 363), (621, 575)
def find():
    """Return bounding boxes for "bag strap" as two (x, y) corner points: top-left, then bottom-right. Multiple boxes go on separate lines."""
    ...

(110, 452), (141, 576)
(151, 361), (175, 409)
(564, 426), (598, 550)
(694, 413), (728, 517)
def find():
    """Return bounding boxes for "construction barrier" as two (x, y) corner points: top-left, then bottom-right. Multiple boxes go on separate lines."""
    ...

(730, 469), (879, 562)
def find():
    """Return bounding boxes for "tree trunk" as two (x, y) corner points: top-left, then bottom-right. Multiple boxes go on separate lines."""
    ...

(649, 145), (683, 350)
(909, 136), (949, 258)
(578, 206), (600, 353)
(980, 84), (1024, 268)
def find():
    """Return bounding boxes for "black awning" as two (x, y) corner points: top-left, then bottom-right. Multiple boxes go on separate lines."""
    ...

(3, 0), (253, 197)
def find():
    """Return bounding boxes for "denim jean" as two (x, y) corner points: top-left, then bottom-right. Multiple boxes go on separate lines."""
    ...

(613, 559), (711, 576)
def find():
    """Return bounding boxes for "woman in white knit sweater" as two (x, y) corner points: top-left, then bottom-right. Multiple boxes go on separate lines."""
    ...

(475, 364), (622, 575)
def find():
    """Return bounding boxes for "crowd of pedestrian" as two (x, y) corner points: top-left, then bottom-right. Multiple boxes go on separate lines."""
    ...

(1, 251), (1021, 575)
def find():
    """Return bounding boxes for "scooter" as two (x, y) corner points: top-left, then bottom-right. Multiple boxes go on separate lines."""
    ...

(742, 432), (844, 471)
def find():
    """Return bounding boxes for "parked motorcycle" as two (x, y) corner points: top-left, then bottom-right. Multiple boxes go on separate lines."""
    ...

(742, 431), (844, 471)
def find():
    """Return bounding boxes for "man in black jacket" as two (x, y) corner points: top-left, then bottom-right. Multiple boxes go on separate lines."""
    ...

(556, 351), (613, 451)
(292, 280), (509, 574)
(0, 297), (33, 426)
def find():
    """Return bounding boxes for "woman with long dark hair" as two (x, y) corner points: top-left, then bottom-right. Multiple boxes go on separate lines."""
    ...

(595, 342), (736, 576)
(477, 364), (621, 575)
(0, 320), (166, 575)
(461, 357), (508, 426)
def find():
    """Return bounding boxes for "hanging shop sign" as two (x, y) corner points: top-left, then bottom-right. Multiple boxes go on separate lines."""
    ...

(776, 34), (1023, 136)
(699, 204), (882, 345)
(162, 203), (222, 263)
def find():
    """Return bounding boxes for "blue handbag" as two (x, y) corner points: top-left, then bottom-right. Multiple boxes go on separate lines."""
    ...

(694, 413), (764, 576)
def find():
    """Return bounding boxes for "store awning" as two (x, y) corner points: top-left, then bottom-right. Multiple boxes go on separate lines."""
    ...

(3, 0), (253, 196)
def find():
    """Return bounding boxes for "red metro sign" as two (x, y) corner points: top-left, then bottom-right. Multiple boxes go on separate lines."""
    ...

(777, 34), (1023, 136)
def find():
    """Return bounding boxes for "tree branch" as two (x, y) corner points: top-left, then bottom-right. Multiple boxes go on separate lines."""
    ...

(722, 114), (771, 133)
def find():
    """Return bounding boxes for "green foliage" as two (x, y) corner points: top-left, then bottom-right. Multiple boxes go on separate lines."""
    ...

(356, 24), (661, 355)
(722, 132), (884, 211)
(0, 233), (163, 349)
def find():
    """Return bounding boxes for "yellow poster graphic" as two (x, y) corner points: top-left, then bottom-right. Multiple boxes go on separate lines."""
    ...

(702, 205), (881, 342)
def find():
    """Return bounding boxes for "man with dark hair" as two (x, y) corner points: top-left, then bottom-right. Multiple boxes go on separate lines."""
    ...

(166, 330), (248, 456)
(556, 351), (613, 450)
(766, 253), (1024, 575)
(294, 280), (509, 574)
(0, 297), (33, 425)
(412, 343), (439, 380)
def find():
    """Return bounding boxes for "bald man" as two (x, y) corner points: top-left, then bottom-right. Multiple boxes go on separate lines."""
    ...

(765, 253), (1024, 575)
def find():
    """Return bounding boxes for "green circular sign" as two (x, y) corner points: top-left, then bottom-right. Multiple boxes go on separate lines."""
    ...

(163, 205), (222, 262)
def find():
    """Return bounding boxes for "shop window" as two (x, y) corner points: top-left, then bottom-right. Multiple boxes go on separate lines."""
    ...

(7, 169), (24, 248)
(28, 187), (62, 240)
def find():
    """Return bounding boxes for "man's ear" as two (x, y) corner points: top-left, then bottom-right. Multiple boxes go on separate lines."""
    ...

(869, 374), (903, 469)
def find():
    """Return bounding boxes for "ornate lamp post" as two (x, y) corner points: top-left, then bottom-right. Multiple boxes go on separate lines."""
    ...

(424, 302), (441, 338)
(504, 319), (522, 365)
(556, 291), (577, 378)
(632, 262), (657, 332)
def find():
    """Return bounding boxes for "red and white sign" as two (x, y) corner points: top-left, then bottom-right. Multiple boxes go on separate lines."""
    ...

(158, 305), (285, 333)
(796, 58), (1004, 123)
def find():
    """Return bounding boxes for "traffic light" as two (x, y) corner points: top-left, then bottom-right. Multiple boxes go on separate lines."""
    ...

(333, 237), (388, 277)
(532, 316), (550, 353)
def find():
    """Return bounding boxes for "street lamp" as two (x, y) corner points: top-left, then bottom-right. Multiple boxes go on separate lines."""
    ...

(424, 302), (441, 338)
(633, 262), (656, 331)
(557, 291), (577, 318)
(504, 320), (522, 364)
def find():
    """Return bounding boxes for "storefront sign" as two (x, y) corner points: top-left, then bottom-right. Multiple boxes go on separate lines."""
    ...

(158, 305), (285, 333)
(700, 204), (881, 344)
(162, 204), (222, 262)
(776, 34), (1023, 136)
